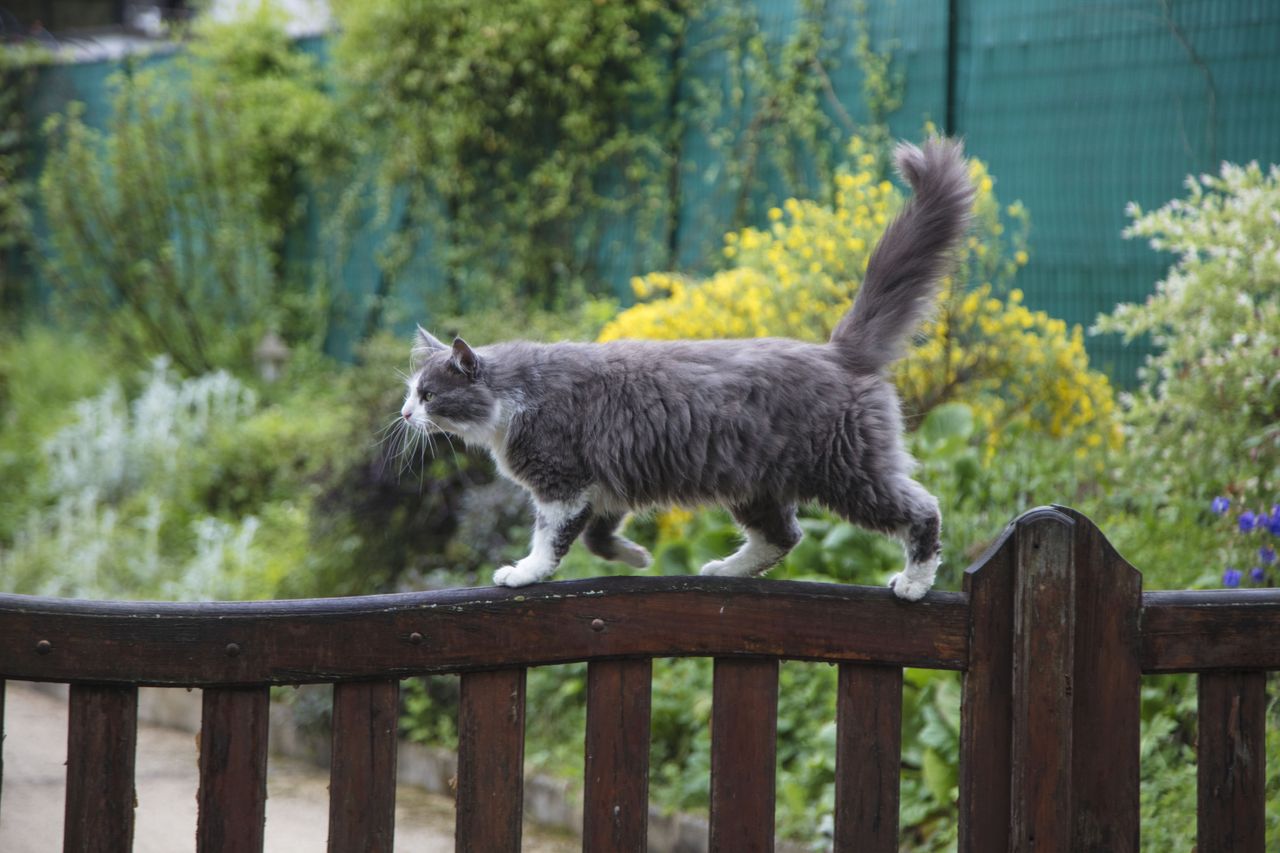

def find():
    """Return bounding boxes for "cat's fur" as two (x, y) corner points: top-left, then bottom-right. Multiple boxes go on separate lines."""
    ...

(401, 138), (974, 600)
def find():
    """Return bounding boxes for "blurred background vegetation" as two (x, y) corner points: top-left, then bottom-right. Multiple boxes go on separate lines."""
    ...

(2, 0), (1279, 849)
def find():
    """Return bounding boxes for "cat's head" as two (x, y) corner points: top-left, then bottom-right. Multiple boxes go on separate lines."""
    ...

(401, 327), (500, 442)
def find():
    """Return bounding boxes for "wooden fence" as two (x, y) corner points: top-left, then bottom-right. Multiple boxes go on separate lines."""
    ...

(0, 504), (1276, 851)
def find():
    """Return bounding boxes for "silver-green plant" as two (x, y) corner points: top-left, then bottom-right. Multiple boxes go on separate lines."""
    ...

(1095, 160), (1280, 509)
(1, 360), (263, 600)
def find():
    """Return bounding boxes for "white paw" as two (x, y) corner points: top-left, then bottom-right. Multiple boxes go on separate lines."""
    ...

(700, 558), (744, 577)
(888, 572), (931, 601)
(494, 558), (553, 587)
(615, 540), (652, 569)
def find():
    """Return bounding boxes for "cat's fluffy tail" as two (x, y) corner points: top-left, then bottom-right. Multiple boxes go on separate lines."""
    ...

(830, 137), (974, 375)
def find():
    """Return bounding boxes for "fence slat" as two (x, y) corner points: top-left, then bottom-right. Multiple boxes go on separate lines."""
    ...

(959, 530), (1015, 853)
(1062, 504), (1141, 851)
(0, 680), (5, 813)
(64, 684), (138, 853)
(832, 664), (901, 853)
(1009, 510), (1075, 851)
(456, 668), (526, 852)
(1198, 671), (1267, 853)
(198, 686), (270, 853)
(584, 659), (652, 852)
(329, 680), (400, 853)
(710, 657), (778, 853)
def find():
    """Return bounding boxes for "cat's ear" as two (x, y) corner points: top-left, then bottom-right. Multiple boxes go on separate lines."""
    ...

(451, 336), (480, 380)
(412, 325), (448, 366)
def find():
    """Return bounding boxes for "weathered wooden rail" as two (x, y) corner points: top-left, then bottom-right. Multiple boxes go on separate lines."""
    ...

(0, 505), (1276, 851)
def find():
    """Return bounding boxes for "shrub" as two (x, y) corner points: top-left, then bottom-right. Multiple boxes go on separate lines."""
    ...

(601, 136), (1120, 455)
(330, 0), (676, 310)
(0, 359), (271, 599)
(38, 5), (342, 374)
(0, 328), (104, 543)
(0, 45), (45, 318)
(1095, 160), (1280, 520)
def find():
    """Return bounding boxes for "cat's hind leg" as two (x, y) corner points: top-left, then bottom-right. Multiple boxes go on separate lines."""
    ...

(832, 475), (941, 601)
(582, 513), (652, 569)
(884, 478), (942, 601)
(494, 498), (591, 587)
(700, 498), (801, 578)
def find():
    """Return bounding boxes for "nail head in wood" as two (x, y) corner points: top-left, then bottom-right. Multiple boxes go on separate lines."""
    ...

(590, 618), (606, 632)
(35, 639), (51, 655)
(409, 631), (424, 645)
(225, 643), (241, 658)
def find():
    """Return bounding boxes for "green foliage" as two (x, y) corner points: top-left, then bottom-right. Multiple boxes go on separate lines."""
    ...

(1137, 675), (1198, 850)
(0, 45), (45, 318)
(1095, 161), (1280, 513)
(330, 0), (678, 312)
(680, 0), (902, 240)
(0, 356), (274, 599)
(38, 6), (343, 374)
(431, 297), (622, 349)
(0, 328), (104, 543)
(0, 330), (395, 601)
(1091, 160), (1280, 590)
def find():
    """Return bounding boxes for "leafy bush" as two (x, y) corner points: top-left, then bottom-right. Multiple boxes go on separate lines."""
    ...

(602, 136), (1120, 455)
(330, 0), (676, 310)
(1095, 160), (1280, 530)
(0, 328), (104, 543)
(38, 6), (342, 374)
(1089, 161), (1280, 592)
(0, 45), (45, 318)
(0, 358), (272, 599)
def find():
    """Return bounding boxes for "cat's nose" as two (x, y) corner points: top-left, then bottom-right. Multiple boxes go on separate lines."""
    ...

(402, 409), (412, 421)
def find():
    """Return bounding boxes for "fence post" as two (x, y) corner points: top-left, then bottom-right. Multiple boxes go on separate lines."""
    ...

(960, 506), (1141, 852)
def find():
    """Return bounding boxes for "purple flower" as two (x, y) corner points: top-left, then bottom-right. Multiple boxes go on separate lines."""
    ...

(1261, 546), (1277, 565)
(1223, 568), (1243, 587)
(1211, 496), (1231, 515)
(1250, 567), (1266, 583)
(1239, 511), (1257, 532)
(1268, 507), (1280, 536)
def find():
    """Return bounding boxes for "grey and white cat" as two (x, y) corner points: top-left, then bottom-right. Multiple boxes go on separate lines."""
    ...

(400, 138), (974, 600)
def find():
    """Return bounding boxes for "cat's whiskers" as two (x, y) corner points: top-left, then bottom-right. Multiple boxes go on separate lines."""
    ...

(398, 423), (423, 480)
(374, 416), (406, 480)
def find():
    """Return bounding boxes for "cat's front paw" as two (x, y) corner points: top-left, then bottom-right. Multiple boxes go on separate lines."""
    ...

(494, 558), (554, 587)
(888, 572), (931, 601)
(700, 558), (744, 577)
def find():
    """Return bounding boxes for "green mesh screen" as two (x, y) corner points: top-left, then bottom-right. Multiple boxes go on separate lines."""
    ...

(19, 4), (1280, 379)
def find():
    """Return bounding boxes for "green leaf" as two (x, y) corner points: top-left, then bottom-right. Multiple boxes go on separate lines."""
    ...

(821, 521), (863, 551)
(921, 747), (957, 805)
(918, 402), (975, 454)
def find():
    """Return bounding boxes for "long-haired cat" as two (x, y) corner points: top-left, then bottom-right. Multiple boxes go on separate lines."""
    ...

(400, 138), (973, 600)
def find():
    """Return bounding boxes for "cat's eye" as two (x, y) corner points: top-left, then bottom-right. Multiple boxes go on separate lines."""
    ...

(421, 390), (435, 402)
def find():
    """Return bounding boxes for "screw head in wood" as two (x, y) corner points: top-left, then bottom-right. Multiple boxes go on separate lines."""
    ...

(35, 639), (52, 655)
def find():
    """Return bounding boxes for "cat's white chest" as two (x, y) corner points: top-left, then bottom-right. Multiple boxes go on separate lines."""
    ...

(489, 441), (520, 484)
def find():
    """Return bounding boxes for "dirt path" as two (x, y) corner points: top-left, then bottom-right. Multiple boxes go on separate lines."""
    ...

(0, 682), (576, 852)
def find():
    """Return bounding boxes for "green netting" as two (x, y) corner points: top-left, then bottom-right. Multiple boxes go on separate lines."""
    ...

(17, 2), (1280, 379)
(953, 0), (1280, 377)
